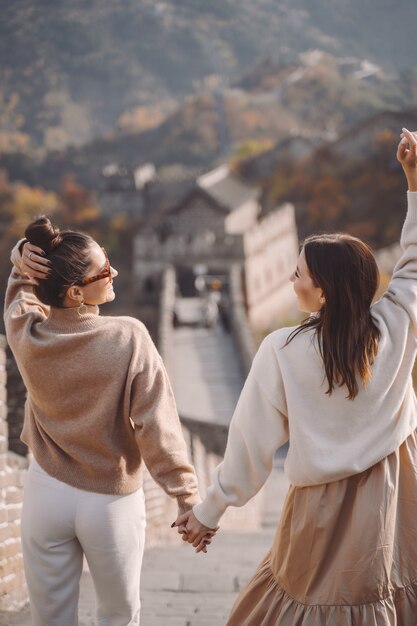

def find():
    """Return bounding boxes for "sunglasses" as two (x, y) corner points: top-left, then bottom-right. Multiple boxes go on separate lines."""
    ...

(78, 248), (113, 285)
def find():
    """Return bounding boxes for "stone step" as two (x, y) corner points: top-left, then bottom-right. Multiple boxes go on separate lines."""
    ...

(172, 324), (243, 425)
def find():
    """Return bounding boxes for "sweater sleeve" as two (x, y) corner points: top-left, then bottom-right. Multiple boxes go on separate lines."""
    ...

(192, 335), (289, 529)
(129, 330), (200, 514)
(3, 240), (50, 350)
(379, 192), (417, 335)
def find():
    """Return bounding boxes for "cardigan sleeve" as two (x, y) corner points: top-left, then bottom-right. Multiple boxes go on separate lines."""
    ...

(377, 192), (417, 336)
(4, 240), (50, 352)
(129, 329), (200, 514)
(193, 335), (289, 529)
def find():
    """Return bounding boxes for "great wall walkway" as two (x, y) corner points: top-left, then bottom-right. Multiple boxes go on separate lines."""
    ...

(0, 295), (291, 625)
(172, 298), (243, 425)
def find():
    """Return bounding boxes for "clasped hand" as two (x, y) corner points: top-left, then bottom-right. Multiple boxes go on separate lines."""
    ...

(172, 510), (218, 554)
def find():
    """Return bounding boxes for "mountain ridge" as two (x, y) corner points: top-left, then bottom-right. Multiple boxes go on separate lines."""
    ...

(1, 0), (417, 154)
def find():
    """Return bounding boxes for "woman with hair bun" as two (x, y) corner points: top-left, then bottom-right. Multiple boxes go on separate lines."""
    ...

(175, 128), (417, 624)
(4, 217), (201, 625)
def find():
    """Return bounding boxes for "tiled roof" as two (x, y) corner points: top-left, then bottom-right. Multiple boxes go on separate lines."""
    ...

(197, 165), (259, 211)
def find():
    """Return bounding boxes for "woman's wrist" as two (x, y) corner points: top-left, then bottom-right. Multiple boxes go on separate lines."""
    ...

(404, 170), (417, 192)
(11, 238), (28, 272)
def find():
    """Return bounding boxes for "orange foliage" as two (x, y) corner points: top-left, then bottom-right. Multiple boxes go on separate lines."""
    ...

(263, 132), (404, 248)
(59, 175), (100, 225)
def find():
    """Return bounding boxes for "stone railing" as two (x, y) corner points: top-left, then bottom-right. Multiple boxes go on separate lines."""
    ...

(5, 348), (27, 458)
(228, 263), (257, 376)
(157, 265), (176, 377)
(0, 335), (28, 611)
(141, 415), (228, 547)
(142, 405), (265, 547)
(142, 264), (178, 545)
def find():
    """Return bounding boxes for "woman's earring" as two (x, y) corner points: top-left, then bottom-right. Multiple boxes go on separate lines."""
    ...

(77, 299), (87, 317)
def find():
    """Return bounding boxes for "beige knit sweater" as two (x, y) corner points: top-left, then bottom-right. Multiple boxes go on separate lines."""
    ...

(4, 241), (199, 513)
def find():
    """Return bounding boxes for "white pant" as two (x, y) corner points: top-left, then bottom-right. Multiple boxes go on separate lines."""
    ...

(21, 459), (146, 626)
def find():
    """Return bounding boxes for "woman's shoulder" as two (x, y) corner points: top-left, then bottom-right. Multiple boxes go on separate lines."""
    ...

(262, 324), (314, 350)
(371, 292), (412, 331)
(255, 324), (318, 369)
(101, 314), (152, 342)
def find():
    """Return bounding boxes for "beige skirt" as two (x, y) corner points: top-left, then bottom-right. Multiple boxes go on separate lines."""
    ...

(227, 432), (417, 625)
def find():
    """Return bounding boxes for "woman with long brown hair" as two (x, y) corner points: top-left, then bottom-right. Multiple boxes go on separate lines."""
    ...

(175, 128), (417, 624)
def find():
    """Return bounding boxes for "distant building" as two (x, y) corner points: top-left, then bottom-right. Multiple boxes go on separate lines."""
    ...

(98, 163), (145, 218)
(102, 163), (136, 192)
(133, 163), (156, 190)
(134, 164), (299, 332)
(97, 162), (199, 220)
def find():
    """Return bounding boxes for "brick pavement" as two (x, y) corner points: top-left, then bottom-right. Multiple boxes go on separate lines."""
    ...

(0, 466), (288, 626)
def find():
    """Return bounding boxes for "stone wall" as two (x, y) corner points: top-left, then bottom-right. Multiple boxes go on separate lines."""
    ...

(142, 411), (266, 547)
(157, 265), (176, 378)
(0, 335), (28, 611)
(243, 203), (299, 333)
(141, 419), (227, 548)
(228, 264), (257, 376)
(5, 349), (27, 457)
(140, 264), (178, 546)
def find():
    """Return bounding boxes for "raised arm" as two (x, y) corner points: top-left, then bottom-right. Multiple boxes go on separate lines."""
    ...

(378, 129), (417, 333)
(4, 240), (51, 350)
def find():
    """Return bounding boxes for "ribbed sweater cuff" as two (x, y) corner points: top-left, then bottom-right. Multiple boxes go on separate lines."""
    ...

(176, 492), (200, 515)
(407, 191), (417, 221)
(192, 499), (226, 530)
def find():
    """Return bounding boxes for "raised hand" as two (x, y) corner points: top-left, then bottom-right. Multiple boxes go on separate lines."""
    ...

(20, 242), (51, 283)
(398, 128), (417, 191)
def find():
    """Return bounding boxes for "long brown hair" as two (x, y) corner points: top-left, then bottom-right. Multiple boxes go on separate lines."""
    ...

(286, 233), (381, 400)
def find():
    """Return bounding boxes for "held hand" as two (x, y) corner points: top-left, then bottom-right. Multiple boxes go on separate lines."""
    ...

(397, 128), (417, 191)
(173, 510), (219, 553)
(20, 243), (51, 283)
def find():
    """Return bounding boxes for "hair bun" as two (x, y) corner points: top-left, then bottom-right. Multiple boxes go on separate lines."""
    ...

(25, 216), (63, 253)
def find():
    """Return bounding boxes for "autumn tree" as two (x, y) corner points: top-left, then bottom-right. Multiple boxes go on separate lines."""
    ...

(59, 175), (100, 226)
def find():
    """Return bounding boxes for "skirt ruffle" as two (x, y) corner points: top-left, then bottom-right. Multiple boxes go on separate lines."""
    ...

(227, 432), (417, 625)
(227, 553), (417, 625)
